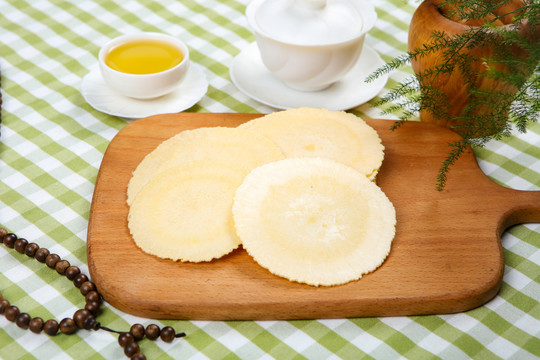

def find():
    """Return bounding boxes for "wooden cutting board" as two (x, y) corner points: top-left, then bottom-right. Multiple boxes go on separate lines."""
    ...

(87, 113), (540, 320)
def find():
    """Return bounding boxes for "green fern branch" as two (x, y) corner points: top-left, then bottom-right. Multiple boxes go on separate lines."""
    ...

(436, 140), (469, 191)
(364, 54), (410, 83)
(367, 0), (539, 190)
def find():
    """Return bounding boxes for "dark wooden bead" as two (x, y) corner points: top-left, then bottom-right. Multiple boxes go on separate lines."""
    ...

(5, 305), (20, 321)
(24, 243), (39, 257)
(145, 324), (160, 340)
(59, 318), (77, 334)
(73, 309), (92, 329)
(160, 326), (176, 343)
(73, 273), (89, 288)
(15, 312), (31, 329)
(35, 248), (50, 263)
(124, 342), (140, 357)
(130, 323), (145, 341)
(83, 315), (99, 330)
(118, 332), (135, 347)
(3, 233), (17, 248)
(85, 291), (101, 304)
(55, 260), (70, 275)
(0, 228), (7, 242)
(45, 253), (61, 268)
(29, 317), (44, 334)
(84, 301), (101, 315)
(14, 238), (28, 254)
(80, 281), (96, 296)
(0, 299), (10, 314)
(130, 353), (147, 360)
(43, 319), (59, 335)
(65, 266), (81, 280)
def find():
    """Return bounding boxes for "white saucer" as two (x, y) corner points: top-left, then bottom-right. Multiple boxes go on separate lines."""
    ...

(81, 64), (208, 119)
(230, 43), (388, 110)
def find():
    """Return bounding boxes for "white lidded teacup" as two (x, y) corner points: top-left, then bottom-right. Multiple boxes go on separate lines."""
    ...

(246, 0), (377, 92)
(98, 32), (190, 99)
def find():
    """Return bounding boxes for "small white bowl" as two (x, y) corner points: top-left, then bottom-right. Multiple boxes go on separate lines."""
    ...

(246, 0), (377, 92)
(98, 32), (190, 99)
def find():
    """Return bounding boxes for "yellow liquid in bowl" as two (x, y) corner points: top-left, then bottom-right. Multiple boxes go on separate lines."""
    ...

(105, 39), (184, 75)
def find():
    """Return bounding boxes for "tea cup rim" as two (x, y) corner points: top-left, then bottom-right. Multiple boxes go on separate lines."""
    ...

(98, 32), (189, 78)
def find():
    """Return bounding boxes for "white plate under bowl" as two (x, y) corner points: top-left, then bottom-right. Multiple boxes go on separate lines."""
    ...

(81, 64), (208, 119)
(230, 43), (388, 111)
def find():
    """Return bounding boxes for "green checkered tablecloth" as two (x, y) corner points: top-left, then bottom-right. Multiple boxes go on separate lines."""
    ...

(1, 0), (539, 359)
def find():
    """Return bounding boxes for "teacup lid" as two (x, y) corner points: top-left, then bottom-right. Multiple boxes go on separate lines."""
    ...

(250, 0), (365, 45)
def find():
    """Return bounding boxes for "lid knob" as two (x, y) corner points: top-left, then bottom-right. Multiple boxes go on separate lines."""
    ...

(296, 0), (326, 10)
(250, 0), (366, 45)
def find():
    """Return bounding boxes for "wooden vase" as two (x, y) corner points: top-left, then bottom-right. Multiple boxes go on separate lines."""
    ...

(408, 0), (534, 136)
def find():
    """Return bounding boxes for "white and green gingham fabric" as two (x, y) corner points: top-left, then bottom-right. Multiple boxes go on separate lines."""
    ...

(1, 0), (539, 359)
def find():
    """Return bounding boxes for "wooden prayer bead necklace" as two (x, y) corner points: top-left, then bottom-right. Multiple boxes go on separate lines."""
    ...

(0, 227), (185, 359)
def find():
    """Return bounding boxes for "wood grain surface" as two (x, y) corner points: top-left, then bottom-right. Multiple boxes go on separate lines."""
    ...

(87, 113), (540, 320)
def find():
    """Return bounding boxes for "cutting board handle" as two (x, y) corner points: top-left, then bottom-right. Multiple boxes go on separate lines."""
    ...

(499, 186), (540, 233)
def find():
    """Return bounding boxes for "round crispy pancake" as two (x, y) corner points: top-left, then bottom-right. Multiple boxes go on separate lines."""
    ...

(129, 160), (249, 262)
(239, 107), (384, 180)
(127, 126), (284, 205)
(233, 157), (396, 286)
